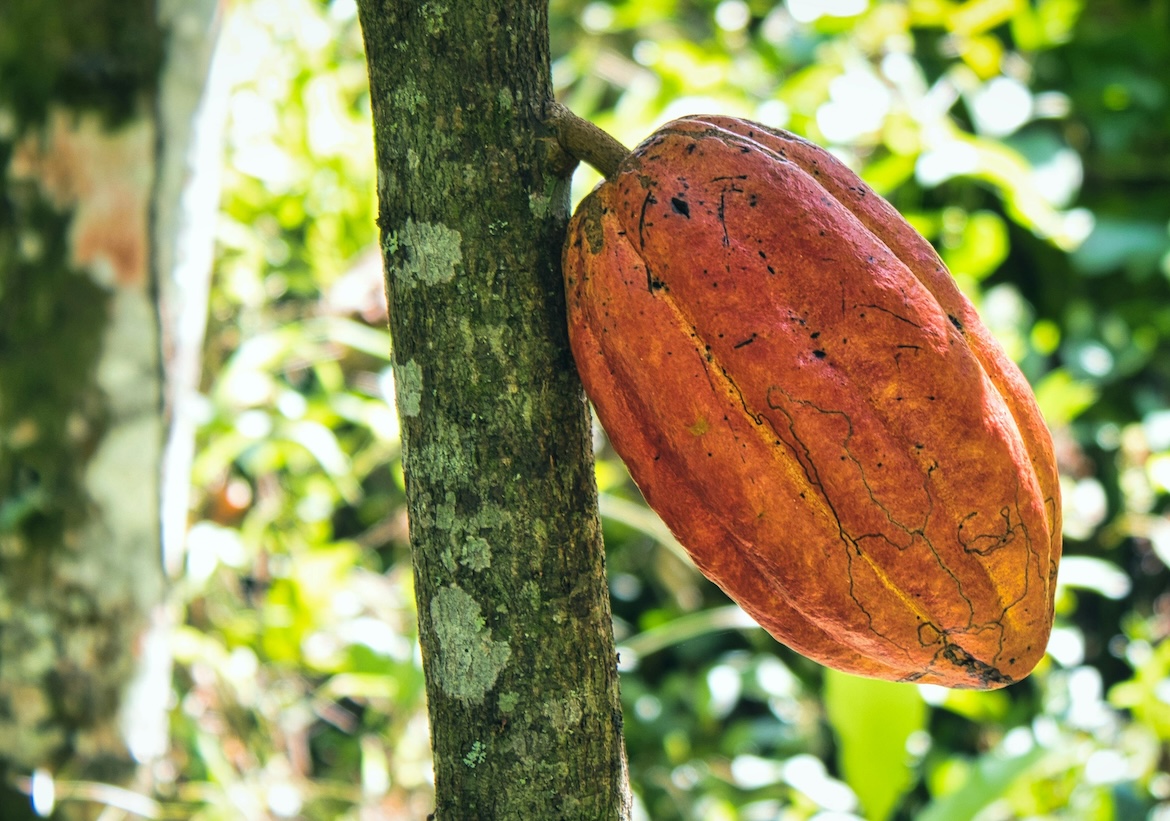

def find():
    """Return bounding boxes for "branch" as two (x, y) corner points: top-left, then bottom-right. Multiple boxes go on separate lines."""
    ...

(543, 100), (630, 179)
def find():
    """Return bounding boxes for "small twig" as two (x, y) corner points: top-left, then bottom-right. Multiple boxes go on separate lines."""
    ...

(542, 101), (631, 179)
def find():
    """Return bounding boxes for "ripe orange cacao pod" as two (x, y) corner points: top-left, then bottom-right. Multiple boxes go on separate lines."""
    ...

(563, 116), (1062, 689)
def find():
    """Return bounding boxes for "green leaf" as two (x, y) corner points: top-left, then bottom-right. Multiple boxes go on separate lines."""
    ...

(941, 210), (1009, 282)
(1109, 637), (1170, 740)
(1070, 217), (1170, 278)
(861, 151), (917, 196)
(824, 669), (927, 821)
(917, 745), (1047, 821)
(1032, 367), (1099, 426)
(598, 490), (692, 566)
(617, 605), (759, 661)
(932, 687), (1011, 723)
(948, 0), (1020, 37)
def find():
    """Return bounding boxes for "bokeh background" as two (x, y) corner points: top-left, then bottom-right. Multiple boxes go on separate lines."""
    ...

(170, 0), (1170, 818)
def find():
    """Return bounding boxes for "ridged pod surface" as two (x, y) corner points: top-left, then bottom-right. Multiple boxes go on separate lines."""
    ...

(563, 116), (1062, 688)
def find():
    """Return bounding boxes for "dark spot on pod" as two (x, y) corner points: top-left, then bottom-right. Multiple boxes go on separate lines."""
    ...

(949, 314), (964, 332)
(671, 197), (690, 217)
(813, 349), (826, 359)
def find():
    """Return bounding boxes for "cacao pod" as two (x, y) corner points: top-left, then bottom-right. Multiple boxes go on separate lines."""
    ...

(563, 116), (1062, 689)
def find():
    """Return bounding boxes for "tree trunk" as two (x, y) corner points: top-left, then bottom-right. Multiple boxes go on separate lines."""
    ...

(0, 1), (220, 817)
(356, 2), (631, 818)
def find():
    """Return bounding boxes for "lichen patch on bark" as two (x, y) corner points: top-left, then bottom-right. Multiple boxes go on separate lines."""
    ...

(431, 585), (511, 704)
(394, 358), (423, 417)
(459, 536), (491, 571)
(389, 218), (462, 287)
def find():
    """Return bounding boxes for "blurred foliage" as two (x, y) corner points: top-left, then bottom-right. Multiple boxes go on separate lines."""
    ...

(130, 0), (1170, 819)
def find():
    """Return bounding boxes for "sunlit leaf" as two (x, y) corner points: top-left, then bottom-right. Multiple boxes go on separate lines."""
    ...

(1032, 368), (1099, 425)
(1109, 640), (1170, 740)
(949, 0), (1020, 36)
(918, 745), (1047, 821)
(617, 605), (759, 664)
(825, 670), (927, 821)
(1055, 556), (1131, 600)
(923, 685), (1011, 723)
(941, 210), (1009, 282)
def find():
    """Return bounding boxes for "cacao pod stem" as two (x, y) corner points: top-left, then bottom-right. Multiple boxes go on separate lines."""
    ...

(543, 101), (630, 180)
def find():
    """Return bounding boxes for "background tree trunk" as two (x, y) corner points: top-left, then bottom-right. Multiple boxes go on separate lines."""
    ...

(0, 1), (221, 817)
(356, 2), (631, 818)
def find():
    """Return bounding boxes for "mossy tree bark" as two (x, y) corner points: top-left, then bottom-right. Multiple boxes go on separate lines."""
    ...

(356, 2), (631, 818)
(0, 1), (220, 817)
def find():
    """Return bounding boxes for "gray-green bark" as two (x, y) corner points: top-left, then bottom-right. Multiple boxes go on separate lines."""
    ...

(356, 2), (631, 818)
